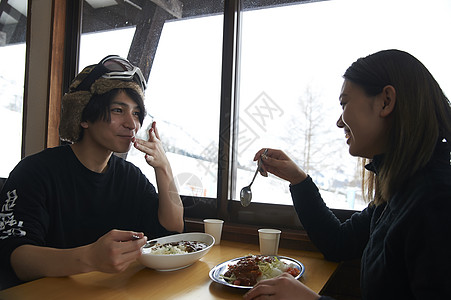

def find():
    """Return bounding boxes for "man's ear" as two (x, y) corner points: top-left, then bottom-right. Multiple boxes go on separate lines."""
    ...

(80, 121), (89, 129)
(380, 85), (396, 117)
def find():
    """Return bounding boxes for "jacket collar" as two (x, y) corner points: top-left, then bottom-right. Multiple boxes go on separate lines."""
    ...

(364, 138), (450, 175)
(364, 154), (384, 175)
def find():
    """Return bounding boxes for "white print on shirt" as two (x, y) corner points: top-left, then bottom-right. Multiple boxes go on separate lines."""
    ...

(0, 189), (26, 239)
(2, 189), (17, 212)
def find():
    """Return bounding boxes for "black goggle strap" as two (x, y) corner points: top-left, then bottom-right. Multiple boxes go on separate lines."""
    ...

(74, 64), (109, 92)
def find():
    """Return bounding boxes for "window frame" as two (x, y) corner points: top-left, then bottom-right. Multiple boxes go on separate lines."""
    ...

(52, 0), (358, 250)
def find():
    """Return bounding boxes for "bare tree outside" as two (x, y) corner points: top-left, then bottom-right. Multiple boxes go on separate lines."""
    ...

(282, 86), (362, 205)
(284, 87), (337, 172)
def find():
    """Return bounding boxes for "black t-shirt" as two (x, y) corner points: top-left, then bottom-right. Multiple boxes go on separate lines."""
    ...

(0, 145), (171, 289)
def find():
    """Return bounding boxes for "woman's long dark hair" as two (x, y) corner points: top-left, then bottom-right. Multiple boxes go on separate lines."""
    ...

(343, 49), (451, 204)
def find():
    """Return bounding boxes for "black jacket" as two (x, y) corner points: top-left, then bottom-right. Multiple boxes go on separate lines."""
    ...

(290, 140), (451, 299)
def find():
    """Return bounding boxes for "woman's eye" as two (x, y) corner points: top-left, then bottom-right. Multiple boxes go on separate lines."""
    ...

(111, 108), (122, 113)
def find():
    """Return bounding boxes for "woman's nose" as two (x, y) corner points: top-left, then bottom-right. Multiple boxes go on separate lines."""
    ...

(336, 115), (344, 128)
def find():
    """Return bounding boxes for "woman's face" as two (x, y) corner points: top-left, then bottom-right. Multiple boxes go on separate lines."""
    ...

(336, 80), (389, 159)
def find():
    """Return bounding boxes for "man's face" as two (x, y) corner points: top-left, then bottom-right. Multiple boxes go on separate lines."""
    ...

(81, 90), (142, 153)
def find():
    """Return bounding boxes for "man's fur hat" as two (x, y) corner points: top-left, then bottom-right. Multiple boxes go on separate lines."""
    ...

(59, 65), (144, 143)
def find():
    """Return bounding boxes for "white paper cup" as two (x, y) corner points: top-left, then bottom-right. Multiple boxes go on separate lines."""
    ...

(203, 219), (224, 245)
(258, 228), (281, 255)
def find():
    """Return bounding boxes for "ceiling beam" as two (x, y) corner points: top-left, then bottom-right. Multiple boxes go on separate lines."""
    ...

(128, 4), (169, 81)
(150, 0), (182, 19)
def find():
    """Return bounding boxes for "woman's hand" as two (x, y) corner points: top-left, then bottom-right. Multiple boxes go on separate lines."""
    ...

(254, 148), (307, 185)
(243, 273), (320, 300)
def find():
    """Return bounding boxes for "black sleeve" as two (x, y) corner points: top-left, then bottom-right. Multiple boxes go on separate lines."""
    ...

(403, 192), (451, 298)
(0, 158), (49, 289)
(132, 168), (178, 239)
(290, 176), (372, 261)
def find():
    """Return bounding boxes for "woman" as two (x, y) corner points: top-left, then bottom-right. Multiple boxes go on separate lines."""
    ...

(244, 49), (451, 300)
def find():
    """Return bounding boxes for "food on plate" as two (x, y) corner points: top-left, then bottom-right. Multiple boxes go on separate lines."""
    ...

(146, 240), (208, 255)
(221, 255), (301, 286)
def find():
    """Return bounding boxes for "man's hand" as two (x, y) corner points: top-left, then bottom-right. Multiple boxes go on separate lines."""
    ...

(133, 121), (184, 233)
(10, 230), (147, 281)
(84, 230), (147, 273)
(133, 121), (170, 170)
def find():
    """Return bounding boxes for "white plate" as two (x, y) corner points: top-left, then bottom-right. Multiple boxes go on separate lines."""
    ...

(138, 232), (215, 271)
(209, 255), (305, 289)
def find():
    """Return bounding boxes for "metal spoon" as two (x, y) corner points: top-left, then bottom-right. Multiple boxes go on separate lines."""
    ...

(240, 149), (268, 207)
(143, 240), (158, 248)
(132, 235), (158, 248)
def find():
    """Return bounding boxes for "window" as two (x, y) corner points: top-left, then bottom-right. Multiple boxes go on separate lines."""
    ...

(79, 0), (223, 198)
(126, 14), (223, 198)
(0, 0), (28, 178)
(235, 0), (451, 210)
(76, 0), (451, 222)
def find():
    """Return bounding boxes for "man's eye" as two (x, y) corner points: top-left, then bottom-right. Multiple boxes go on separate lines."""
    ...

(111, 108), (122, 113)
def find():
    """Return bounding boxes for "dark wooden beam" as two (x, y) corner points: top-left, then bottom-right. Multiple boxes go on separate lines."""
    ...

(78, 0), (326, 37)
(82, 1), (143, 33)
(0, 0), (28, 44)
(0, 0), (22, 22)
(151, 0), (183, 19)
(127, 4), (170, 81)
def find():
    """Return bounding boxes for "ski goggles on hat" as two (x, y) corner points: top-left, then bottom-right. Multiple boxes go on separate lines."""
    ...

(74, 55), (147, 92)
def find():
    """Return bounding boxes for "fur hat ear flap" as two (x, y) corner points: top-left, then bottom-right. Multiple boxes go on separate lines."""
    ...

(59, 90), (91, 143)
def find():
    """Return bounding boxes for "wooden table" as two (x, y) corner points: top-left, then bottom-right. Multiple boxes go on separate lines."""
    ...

(0, 240), (338, 300)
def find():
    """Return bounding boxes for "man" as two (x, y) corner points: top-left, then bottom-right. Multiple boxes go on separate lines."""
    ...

(0, 56), (184, 289)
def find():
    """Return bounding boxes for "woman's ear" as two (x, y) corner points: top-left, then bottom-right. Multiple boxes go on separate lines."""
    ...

(380, 85), (396, 117)
(80, 121), (89, 129)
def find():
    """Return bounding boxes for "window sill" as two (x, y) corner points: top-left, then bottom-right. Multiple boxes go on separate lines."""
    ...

(185, 217), (319, 252)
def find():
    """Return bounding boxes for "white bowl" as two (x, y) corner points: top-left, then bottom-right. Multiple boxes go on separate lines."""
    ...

(138, 232), (215, 271)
